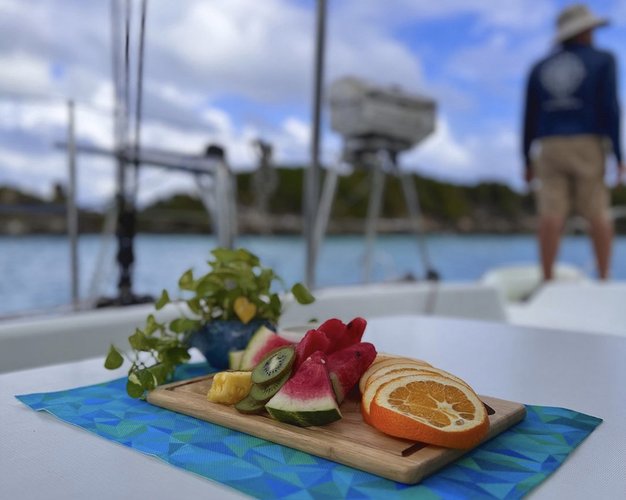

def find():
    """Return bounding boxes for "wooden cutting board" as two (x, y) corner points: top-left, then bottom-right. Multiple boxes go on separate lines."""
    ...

(147, 374), (526, 484)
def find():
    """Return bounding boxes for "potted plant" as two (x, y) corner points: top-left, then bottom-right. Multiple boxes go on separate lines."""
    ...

(104, 248), (314, 397)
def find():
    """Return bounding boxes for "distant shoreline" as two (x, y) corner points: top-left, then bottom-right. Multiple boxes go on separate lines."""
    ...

(3, 170), (625, 235)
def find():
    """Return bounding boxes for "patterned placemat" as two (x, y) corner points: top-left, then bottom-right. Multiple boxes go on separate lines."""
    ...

(16, 364), (602, 499)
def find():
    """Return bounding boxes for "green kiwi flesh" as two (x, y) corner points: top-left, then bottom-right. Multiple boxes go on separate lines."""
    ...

(249, 371), (291, 403)
(251, 346), (295, 386)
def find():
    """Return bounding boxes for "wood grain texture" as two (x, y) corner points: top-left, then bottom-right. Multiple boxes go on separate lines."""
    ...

(147, 375), (526, 484)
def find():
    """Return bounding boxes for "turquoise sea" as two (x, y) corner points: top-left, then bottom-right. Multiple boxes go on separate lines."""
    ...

(2, 233), (626, 317)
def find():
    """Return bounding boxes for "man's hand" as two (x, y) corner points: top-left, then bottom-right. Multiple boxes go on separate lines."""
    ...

(525, 164), (534, 185)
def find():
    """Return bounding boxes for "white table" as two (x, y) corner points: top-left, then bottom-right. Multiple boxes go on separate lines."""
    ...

(1, 316), (625, 499)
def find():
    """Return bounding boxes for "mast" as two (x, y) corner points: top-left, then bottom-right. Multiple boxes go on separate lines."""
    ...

(304, 0), (327, 289)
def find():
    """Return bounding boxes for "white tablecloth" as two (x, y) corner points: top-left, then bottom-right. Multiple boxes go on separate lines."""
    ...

(1, 316), (625, 499)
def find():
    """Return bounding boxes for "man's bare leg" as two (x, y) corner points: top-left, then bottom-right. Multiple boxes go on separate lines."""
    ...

(588, 213), (613, 280)
(538, 215), (564, 280)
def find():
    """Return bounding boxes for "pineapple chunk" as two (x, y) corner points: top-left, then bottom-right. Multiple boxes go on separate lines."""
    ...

(207, 371), (253, 405)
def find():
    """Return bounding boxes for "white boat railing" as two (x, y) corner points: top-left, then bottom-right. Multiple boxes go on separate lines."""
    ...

(0, 282), (506, 374)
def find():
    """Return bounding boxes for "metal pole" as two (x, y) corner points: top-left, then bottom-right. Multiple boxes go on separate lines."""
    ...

(312, 165), (338, 261)
(110, 0), (121, 146)
(66, 100), (79, 308)
(398, 170), (437, 279)
(132, 0), (147, 197)
(304, 0), (327, 288)
(363, 153), (387, 283)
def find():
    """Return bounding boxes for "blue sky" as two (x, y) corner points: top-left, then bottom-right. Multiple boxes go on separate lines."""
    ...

(0, 0), (624, 206)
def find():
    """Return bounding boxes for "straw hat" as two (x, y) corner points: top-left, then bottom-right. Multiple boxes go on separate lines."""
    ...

(555, 4), (609, 43)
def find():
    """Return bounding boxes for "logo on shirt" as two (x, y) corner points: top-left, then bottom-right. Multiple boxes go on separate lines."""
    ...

(539, 52), (586, 101)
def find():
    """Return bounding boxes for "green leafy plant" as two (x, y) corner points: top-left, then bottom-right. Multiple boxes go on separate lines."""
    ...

(104, 248), (314, 398)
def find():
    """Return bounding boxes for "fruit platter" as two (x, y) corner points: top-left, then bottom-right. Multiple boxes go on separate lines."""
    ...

(147, 318), (526, 484)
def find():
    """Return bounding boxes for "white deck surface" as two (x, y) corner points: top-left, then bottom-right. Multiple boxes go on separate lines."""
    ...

(508, 282), (626, 337)
(1, 315), (625, 499)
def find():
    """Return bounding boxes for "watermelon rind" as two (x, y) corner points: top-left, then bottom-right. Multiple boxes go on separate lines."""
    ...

(329, 372), (347, 403)
(266, 407), (341, 427)
(228, 350), (245, 370)
(265, 352), (342, 427)
(266, 391), (342, 426)
(239, 326), (292, 370)
(327, 342), (377, 404)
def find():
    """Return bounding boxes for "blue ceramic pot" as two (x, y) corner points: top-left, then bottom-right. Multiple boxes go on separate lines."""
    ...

(190, 318), (273, 369)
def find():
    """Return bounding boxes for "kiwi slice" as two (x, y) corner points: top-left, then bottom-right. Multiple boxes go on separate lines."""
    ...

(251, 346), (296, 386)
(249, 371), (291, 403)
(234, 395), (266, 415)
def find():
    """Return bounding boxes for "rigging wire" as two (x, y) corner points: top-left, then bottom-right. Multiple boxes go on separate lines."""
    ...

(123, 0), (131, 148)
(110, 0), (122, 147)
(132, 0), (148, 201)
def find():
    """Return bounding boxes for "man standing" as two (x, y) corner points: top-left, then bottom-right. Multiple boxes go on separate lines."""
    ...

(523, 4), (624, 280)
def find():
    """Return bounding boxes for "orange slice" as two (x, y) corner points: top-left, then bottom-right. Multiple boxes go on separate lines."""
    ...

(367, 364), (472, 391)
(359, 357), (431, 394)
(361, 369), (428, 423)
(369, 374), (489, 449)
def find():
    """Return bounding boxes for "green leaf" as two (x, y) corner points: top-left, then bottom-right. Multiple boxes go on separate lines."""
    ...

(148, 364), (172, 385)
(160, 346), (191, 366)
(144, 315), (157, 335)
(104, 345), (124, 369)
(257, 269), (275, 293)
(195, 276), (221, 296)
(128, 329), (158, 351)
(126, 378), (145, 398)
(291, 283), (315, 304)
(136, 368), (157, 391)
(169, 318), (200, 334)
(155, 289), (170, 310)
(211, 248), (258, 266)
(178, 269), (195, 290)
(210, 248), (238, 263)
(186, 298), (202, 315)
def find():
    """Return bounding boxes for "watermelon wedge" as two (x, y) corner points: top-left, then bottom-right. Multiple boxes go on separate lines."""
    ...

(332, 317), (367, 352)
(294, 328), (331, 369)
(265, 351), (342, 427)
(239, 326), (293, 370)
(327, 342), (377, 403)
(317, 317), (368, 353)
(317, 318), (347, 348)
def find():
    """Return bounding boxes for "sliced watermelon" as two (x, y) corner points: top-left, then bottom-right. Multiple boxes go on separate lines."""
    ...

(338, 317), (367, 350)
(294, 328), (331, 369)
(239, 326), (293, 370)
(327, 342), (377, 403)
(317, 318), (347, 350)
(318, 317), (368, 353)
(228, 350), (245, 370)
(265, 351), (342, 427)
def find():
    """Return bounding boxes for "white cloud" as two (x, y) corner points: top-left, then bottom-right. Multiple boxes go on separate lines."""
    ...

(155, 0), (313, 103)
(282, 118), (309, 147)
(405, 117), (472, 172)
(2, 0), (619, 207)
(0, 52), (52, 95)
(146, 81), (204, 111)
(401, 116), (524, 190)
(446, 32), (548, 88)
(335, 0), (555, 32)
(201, 108), (234, 135)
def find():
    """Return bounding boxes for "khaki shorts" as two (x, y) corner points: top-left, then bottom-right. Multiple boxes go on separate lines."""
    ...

(535, 135), (608, 220)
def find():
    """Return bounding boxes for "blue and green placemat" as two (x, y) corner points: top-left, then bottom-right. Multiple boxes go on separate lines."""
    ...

(16, 364), (601, 499)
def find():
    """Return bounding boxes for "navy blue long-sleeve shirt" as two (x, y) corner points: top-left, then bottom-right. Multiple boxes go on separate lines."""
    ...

(523, 42), (622, 168)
